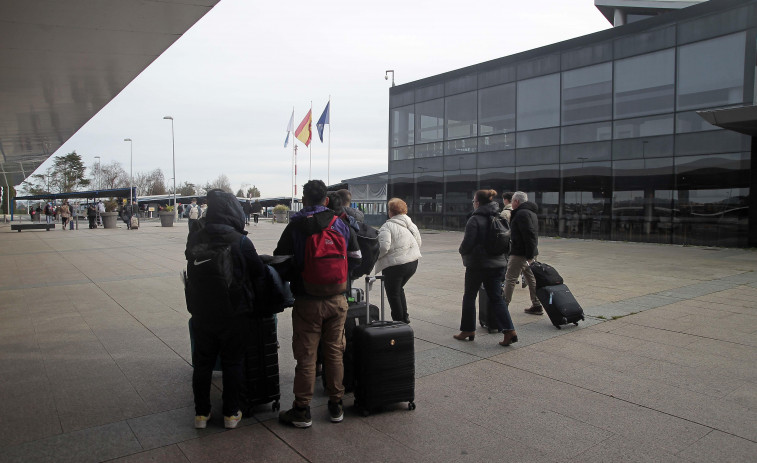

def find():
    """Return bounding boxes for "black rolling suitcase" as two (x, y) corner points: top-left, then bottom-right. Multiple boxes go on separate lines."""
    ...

(320, 301), (379, 392)
(536, 284), (585, 329)
(240, 315), (281, 413)
(353, 276), (416, 416)
(478, 283), (503, 333)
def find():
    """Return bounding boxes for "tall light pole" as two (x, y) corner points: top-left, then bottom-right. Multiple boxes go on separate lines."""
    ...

(94, 156), (101, 192)
(124, 138), (133, 208)
(163, 116), (176, 222)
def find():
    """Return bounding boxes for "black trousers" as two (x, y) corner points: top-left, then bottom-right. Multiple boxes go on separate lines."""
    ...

(192, 317), (246, 417)
(382, 260), (418, 322)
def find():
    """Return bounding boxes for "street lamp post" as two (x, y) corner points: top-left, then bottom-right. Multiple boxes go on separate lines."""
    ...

(163, 116), (177, 222)
(124, 138), (133, 209)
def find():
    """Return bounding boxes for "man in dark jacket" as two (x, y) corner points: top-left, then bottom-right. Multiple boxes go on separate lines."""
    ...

(274, 180), (361, 428)
(337, 189), (364, 223)
(185, 189), (266, 430)
(242, 200), (251, 225)
(504, 191), (543, 314)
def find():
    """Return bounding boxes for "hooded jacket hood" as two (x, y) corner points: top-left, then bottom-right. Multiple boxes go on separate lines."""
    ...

(205, 189), (246, 234)
(515, 201), (539, 215)
(472, 201), (501, 217)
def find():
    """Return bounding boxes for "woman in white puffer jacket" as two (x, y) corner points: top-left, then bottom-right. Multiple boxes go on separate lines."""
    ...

(374, 198), (422, 323)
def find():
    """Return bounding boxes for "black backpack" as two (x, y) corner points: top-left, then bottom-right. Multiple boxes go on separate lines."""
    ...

(484, 215), (510, 256)
(349, 220), (380, 280)
(185, 230), (251, 318)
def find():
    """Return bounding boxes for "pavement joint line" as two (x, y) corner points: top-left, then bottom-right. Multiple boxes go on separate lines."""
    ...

(619, 320), (757, 348)
(0, 272), (176, 291)
(260, 419), (314, 462)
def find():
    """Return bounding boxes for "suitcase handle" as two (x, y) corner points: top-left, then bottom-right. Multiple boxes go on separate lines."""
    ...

(364, 275), (385, 323)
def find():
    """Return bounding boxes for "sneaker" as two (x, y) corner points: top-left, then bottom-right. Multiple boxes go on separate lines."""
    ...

(279, 405), (312, 428)
(328, 400), (344, 423)
(524, 306), (543, 315)
(223, 410), (242, 429)
(194, 412), (211, 429)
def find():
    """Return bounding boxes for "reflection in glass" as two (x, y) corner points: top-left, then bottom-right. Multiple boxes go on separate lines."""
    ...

(479, 83), (515, 135)
(561, 162), (611, 240)
(415, 142), (444, 158)
(415, 170), (444, 229)
(445, 170), (477, 229)
(561, 62), (612, 125)
(612, 158), (674, 243)
(445, 137), (477, 155)
(389, 174), (415, 216)
(614, 49), (675, 118)
(390, 105), (415, 147)
(446, 92), (477, 140)
(478, 133), (514, 152)
(416, 99), (444, 143)
(517, 74), (560, 131)
(674, 153), (749, 246)
(677, 32), (745, 111)
(516, 128), (560, 149)
(517, 164), (560, 236)
(391, 146), (414, 161)
(613, 114), (674, 139)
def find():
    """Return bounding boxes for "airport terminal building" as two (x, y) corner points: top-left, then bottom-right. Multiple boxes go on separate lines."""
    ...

(387, 0), (757, 247)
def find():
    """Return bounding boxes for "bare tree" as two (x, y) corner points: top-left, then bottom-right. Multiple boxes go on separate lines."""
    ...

(133, 169), (166, 196)
(97, 161), (128, 190)
(205, 174), (233, 193)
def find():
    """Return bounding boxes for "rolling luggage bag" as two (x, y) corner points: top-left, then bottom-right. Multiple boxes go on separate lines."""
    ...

(130, 215), (139, 230)
(478, 284), (502, 333)
(536, 284), (584, 329)
(240, 315), (281, 413)
(320, 300), (379, 392)
(353, 276), (416, 416)
(530, 261), (563, 288)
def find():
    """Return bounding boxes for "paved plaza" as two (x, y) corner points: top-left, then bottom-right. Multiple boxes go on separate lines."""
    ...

(0, 218), (756, 462)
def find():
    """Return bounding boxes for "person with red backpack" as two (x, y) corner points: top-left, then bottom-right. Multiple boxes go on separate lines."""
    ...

(274, 180), (361, 428)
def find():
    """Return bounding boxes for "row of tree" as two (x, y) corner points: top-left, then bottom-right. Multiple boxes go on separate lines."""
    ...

(19, 151), (261, 199)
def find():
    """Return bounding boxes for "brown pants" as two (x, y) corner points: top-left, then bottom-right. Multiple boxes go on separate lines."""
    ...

(503, 255), (541, 308)
(291, 294), (348, 408)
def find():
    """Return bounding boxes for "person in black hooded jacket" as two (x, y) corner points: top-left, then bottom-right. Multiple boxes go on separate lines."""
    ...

(185, 189), (266, 430)
(454, 189), (517, 347)
(504, 191), (543, 316)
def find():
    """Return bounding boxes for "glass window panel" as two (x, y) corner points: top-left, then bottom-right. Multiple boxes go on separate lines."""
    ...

(444, 170), (477, 229)
(677, 32), (746, 111)
(415, 156), (444, 172)
(478, 151), (515, 169)
(414, 142), (444, 158)
(388, 174), (414, 214)
(415, 99), (444, 143)
(478, 83), (515, 136)
(516, 146), (560, 166)
(612, 136), (674, 160)
(677, 5), (749, 45)
(561, 161), (612, 240)
(516, 128), (560, 149)
(445, 137), (477, 155)
(415, 171), (444, 228)
(390, 105), (414, 147)
(391, 146), (414, 161)
(478, 133), (515, 152)
(516, 164), (560, 236)
(446, 74), (476, 95)
(613, 114), (674, 139)
(561, 121), (612, 144)
(614, 49), (675, 118)
(517, 74), (560, 131)
(390, 90), (414, 109)
(478, 64), (516, 88)
(675, 130), (750, 156)
(612, 157), (675, 244)
(445, 92), (477, 140)
(676, 111), (720, 134)
(561, 42), (612, 70)
(517, 54), (560, 80)
(561, 63), (612, 124)
(674, 152), (750, 247)
(389, 159), (414, 174)
(444, 153), (477, 171)
(560, 142), (611, 163)
(415, 83), (444, 102)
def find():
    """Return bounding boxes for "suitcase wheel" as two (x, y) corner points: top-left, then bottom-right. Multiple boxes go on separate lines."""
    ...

(408, 402), (416, 411)
(272, 400), (280, 412)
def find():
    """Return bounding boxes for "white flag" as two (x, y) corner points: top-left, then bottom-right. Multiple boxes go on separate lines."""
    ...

(284, 109), (294, 147)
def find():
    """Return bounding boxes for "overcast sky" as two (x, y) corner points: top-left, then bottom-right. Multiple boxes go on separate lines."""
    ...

(41, 0), (610, 198)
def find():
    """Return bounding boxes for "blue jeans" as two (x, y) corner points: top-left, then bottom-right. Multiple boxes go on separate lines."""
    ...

(460, 266), (514, 332)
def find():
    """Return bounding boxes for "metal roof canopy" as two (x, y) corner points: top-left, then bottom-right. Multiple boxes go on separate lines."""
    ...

(697, 105), (757, 136)
(0, 0), (219, 188)
(15, 187), (134, 201)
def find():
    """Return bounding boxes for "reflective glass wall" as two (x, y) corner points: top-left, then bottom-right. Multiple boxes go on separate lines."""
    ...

(388, 2), (756, 246)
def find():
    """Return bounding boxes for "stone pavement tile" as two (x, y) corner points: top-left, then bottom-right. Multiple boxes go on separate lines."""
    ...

(557, 328), (648, 352)
(723, 382), (757, 409)
(0, 391), (61, 449)
(688, 336), (757, 363)
(607, 321), (700, 347)
(179, 423), (305, 463)
(127, 406), (227, 450)
(719, 271), (757, 285)
(132, 379), (195, 413)
(53, 380), (150, 432)
(622, 294), (685, 310)
(567, 434), (691, 463)
(584, 302), (642, 319)
(0, 421), (141, 463)
(622, 358), (746, 399)
(107, 444), (190, 463)
(413, 338), (437, 353)
(530, 337), (650, 372)
(677, 430), (757, 463)
(264, 406), (425, 463)
(414, 346), (480, 378)
(115, 356), (193, 387)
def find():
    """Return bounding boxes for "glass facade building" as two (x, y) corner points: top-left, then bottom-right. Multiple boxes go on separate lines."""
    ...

(388, 0), (757, 247)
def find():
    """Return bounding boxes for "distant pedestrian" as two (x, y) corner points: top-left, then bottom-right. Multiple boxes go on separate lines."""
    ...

(187, 199), (201, 231)
(44, 203), (54, 224)
(87, 204), (97, 229)
(243, 201), (251, 225)
(59, 202), (71, 230)
(251, 201), (262, 226)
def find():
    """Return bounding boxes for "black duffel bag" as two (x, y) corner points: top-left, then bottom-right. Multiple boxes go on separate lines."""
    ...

(530, 260), (563, 288)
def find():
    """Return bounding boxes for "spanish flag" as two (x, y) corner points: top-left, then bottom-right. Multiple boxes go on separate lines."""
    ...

(295, 110), (312, 147)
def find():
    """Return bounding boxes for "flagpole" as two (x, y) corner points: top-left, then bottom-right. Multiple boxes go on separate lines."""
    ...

(327, 95), (331, 186)
(309, 101), (313, 181)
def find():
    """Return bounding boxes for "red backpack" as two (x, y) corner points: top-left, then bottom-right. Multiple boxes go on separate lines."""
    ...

(302, 216), (348, 296)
